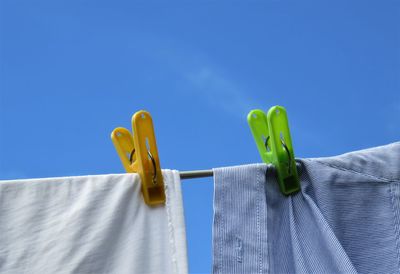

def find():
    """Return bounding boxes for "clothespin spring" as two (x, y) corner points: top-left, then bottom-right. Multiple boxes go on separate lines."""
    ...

(129, 148), (158, 185)
(264, 133), (293, 175)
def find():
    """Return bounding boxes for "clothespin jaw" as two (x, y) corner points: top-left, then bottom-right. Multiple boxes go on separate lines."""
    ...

(247, 110), (273, 164)
(248, 106), (300, 195)
(111, 110), (165, 206)
(111, 127), (136, 173)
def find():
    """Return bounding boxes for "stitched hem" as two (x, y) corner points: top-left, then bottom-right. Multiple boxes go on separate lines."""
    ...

(307, 159), (400, 183)
(256, 165), (262, 273)
(164, 172), (179, 273)
(389, 183), (400, 273)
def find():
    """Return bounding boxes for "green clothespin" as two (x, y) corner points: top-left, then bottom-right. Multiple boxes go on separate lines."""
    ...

(247, 106), (300, 195)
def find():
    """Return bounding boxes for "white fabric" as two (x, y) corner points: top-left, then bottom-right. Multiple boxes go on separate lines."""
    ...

(0, 170), (188, 274)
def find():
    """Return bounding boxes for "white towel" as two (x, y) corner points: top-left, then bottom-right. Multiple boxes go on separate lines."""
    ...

(0, 170), (188, 274)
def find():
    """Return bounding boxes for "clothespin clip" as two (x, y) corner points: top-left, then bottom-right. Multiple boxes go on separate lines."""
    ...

(111, 110), (165, 206)
(248, 106), (300, 195)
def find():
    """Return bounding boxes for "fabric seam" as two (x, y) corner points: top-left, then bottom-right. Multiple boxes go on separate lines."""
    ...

(256, 165), (262, 274)
(389, 183), (400, 273)
(164, 173), (180, 274)
(218, 171), (225, 273)
(265, 165), (270, 274)
(309, 159), (400, 183)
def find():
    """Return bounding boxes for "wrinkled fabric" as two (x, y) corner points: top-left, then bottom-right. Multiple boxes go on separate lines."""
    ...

(213, 142), (400, 274)
(0, 170), (188, 274)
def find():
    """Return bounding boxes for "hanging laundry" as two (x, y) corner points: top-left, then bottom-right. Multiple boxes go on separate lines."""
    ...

(0, 171), (188, 274)
(212, 142), (400, 274)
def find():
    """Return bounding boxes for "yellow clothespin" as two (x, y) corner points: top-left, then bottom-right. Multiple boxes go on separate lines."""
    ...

(111, 110), (165, 206)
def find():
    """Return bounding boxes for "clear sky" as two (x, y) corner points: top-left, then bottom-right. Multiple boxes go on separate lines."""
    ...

(1, 0), (399, 273)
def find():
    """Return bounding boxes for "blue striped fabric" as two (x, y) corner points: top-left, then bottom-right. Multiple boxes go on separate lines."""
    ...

(213, 142), (400, 274)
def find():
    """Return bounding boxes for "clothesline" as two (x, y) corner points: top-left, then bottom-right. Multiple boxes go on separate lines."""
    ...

(179, 170), (213, 179)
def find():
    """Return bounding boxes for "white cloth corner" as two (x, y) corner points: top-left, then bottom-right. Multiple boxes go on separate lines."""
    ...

(0, 170), (188, 274)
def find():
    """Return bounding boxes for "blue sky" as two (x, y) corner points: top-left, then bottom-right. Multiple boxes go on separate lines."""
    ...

(0, 0), (399, 272)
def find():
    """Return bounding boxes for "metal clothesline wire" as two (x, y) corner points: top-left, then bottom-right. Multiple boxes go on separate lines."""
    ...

(179, 170), (213, 179)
